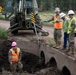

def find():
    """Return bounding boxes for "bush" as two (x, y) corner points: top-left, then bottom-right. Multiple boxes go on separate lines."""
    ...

(0, 28), (8, 39)
(0, 14), (4, 19)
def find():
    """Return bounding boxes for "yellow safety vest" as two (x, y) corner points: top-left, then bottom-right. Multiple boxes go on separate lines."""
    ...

(10, 48), (20, 62)
(67, 18), (76, 34)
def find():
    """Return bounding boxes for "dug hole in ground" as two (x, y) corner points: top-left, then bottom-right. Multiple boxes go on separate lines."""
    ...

(0, 38), (63, 75)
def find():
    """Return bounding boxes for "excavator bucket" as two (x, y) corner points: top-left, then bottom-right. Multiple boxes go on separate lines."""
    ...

(41, 30), (49, 36)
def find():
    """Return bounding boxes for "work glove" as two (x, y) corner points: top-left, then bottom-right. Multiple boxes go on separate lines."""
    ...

(10, 61), (12, 65)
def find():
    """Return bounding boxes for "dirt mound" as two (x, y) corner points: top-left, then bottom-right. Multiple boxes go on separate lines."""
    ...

(22, 52), (39, 73)
(36, 67), (61, 75)
(0, 39), (12, 71)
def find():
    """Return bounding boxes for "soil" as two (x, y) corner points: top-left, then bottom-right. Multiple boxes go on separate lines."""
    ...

(0, 39), (62, 75)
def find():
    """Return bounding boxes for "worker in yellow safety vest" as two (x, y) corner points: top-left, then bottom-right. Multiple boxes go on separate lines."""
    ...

(59, 12), (69, 50)
(8, 42), (23, 73)
(46, 7), (62, 49)
(67, 10), (76, 55)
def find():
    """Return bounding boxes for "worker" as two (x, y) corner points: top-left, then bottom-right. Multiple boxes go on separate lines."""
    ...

(8, 42), (23, 73)
(59, 12), (69, 50)
(46, 7), (62, 49)
(67, 10), (76, 55)
(35, 13), (41, 25)
(35, 13), (42, 28)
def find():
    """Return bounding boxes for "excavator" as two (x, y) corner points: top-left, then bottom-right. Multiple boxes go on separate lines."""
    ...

(2, 0), (49, 36)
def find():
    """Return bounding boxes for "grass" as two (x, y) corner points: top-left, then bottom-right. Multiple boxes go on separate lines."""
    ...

(0, 28), (8, 39)
(48, 38), (55, 46)
(39, 11), (55, 25)
(39, 11), (54, 20)
(0, 14), (5, 19)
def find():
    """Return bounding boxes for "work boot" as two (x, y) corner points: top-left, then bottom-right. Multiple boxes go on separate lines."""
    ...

(65, 47), (70, 52)
(68, 50), (73, 55)
(68, 47), (75, 54)
(55, 45), (61, 49)
(64, 49), (69, 52)
(71, 49), (75, 55)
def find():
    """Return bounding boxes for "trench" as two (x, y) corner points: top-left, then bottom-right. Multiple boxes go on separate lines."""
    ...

(0, 39), (70, 75)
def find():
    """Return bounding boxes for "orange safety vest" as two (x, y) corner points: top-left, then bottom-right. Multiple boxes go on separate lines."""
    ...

(54, 16), (62, 29)
(10, 48), (20, 62)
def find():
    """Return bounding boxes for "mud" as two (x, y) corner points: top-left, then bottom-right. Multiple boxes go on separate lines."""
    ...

(0, 39), (62, 75)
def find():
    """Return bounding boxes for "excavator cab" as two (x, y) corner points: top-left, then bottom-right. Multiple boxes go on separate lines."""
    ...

(2, 0), (13, 19)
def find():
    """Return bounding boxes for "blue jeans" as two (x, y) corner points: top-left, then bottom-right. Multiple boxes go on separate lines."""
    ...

(63, 32), (69, 48)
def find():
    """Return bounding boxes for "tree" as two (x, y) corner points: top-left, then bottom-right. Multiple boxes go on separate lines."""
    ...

(1, 0), (76, 11)
(0, 0), (6, 7)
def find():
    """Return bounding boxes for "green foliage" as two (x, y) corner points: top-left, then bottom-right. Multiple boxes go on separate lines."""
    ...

(48, 38), (55, 46)
(0, 0), (6, 6)
(0, 28), (8, 39)
(37, 0), (76, 11)
(0, 14), (5, 19)
(1, 0), (76, 11)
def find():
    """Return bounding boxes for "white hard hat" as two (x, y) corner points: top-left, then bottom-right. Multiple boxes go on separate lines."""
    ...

(60, 12), (66, 18)
(55, 7), (60, 12)
(68, 10), (75, 15)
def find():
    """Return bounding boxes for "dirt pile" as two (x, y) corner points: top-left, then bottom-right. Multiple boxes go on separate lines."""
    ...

(22, 52), (39, 73)
(0, 39), (12, 71)
(35, 67), (61, 75)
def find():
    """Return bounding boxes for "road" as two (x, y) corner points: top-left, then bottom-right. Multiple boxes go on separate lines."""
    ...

(0, 20), (10, 29)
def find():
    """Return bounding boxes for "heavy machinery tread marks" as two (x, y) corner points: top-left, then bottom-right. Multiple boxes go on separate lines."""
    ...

(10, 17), (18, 34)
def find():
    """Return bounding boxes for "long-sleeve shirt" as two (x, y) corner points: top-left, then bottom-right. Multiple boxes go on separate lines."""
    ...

(63, 18), (69, 32)
(47, 16), (54, 22)
(70, 18), (76, 33)
(68, 17), (76, 42)
(47, 15), (62, 23)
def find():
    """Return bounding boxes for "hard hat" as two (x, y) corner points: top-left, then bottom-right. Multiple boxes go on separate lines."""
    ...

(60, 12), (66, 18)
(68, 10), (75, 15)
(12, 42), (17, 47)
(55, 7), (60, 12)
